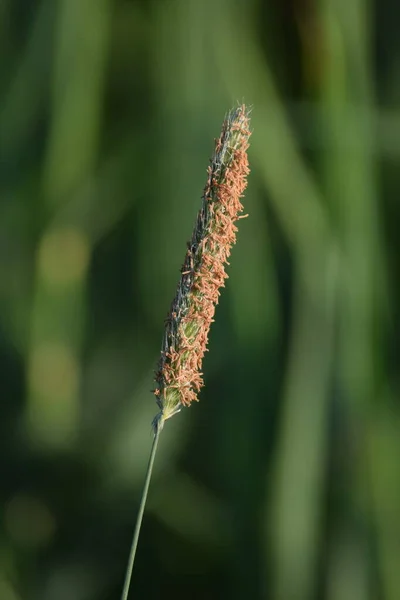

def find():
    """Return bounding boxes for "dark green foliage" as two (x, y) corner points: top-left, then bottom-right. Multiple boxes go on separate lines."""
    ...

(0, 1), (399, 599)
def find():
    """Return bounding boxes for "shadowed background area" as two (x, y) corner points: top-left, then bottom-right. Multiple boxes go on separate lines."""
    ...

(0, 0), (399, 599)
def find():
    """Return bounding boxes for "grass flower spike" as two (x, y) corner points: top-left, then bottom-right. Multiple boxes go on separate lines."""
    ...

(153, 104), (251, 432)
(121, 105), (251, 600)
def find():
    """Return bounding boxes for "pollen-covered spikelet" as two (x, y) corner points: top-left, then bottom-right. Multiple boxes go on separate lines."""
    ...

(153, 105), (251, 432)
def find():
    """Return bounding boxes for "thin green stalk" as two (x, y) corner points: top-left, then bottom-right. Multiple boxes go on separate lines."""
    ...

(120, 426), (161, 600)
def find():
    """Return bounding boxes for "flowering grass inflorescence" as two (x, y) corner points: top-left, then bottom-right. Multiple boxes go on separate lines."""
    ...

(121, 105), (251, 600)
(153, 104), (251, 432)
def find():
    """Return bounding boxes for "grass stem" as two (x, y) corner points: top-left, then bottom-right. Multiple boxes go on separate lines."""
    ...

(120, 426), (161, 600)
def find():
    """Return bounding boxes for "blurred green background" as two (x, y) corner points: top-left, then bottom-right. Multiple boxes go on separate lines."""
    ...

(1, 0), (399, 598)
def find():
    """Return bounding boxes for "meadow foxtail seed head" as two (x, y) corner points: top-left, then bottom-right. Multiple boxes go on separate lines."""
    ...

(153, 104), (251, 433)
